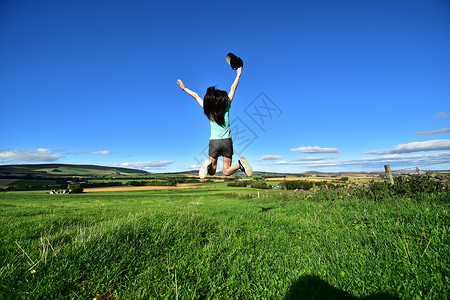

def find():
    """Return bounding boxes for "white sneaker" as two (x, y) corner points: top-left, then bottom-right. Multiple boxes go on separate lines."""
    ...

(199, 157), (213, 179)
(238, 157), (253, 177)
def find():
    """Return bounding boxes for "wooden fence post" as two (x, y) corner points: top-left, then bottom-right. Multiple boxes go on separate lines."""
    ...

(384, 164), (394, 185)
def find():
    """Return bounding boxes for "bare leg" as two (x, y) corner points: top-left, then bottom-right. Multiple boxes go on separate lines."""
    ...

(209, 156), (218, 175)
(200, 156), (218, 179)
(222, 156), (240, 176)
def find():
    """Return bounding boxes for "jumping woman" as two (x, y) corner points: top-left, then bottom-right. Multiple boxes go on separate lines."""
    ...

(177, 67), (252, 179)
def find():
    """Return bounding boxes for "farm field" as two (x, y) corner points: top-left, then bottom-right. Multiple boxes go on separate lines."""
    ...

(0, 184), (448, 299)
(0, 179), (19, 186)
(265, 174), (382, 183)
(83, 183), (209, 193)
(0, 164), (150, 178)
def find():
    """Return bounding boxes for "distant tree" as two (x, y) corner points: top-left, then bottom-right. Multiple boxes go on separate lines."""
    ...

(251, 181), (268, 189)
(280, 180), (314, 190)
(227, 180), (250, 187)
(68, 184), (83, 194)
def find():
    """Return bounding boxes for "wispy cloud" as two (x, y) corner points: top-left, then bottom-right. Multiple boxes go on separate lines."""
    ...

(269, 152), (450, 169)
(76, 150), (111, 155)
(273, 160), (289, 165)
(365, 139), (450, 155)
(0, 148), (64, 162)
(90, 150), (111, 155)
(256, 155), (284, 161)
(434, 112), (449, 119)
(186, 164), (201, 170)
(114, 161), (175, 170)
(273, 157), (338, 165)
(290, 146), (339, 154)
(414, 128), (450, 136)
(294, 156), (339, 161)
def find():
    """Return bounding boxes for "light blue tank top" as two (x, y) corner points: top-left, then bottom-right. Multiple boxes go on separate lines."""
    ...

(209, 99), (231, 140)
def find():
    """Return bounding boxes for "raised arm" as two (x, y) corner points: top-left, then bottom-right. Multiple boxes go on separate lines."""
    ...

(177, 79), (203, 108)
(228, 67), (242, 102)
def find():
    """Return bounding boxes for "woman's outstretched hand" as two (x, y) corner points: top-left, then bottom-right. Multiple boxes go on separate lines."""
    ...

(177, 79), (203, 107)
(177, 79), (186, 90)
(236, 67), (242, 77)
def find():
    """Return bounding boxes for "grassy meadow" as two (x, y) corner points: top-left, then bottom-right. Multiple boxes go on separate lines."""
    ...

(0, 184), (448, 299)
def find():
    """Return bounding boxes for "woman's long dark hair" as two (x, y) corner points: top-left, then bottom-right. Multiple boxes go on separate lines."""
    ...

(203, 86), (229, 126)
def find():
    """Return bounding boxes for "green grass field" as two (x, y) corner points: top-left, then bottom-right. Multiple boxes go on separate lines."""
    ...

(0, 185), (448, 299)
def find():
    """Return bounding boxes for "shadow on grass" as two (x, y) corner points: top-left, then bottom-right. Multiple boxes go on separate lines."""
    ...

(285, 275), (400, 300)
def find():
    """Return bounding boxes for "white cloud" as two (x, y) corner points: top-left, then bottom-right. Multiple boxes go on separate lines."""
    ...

(76, 150), (84, 154)
(291, 146), (339, 153)
(272, 157), (338, 165)
(114, 161), (175, 170)
(90, 150), (111, 155)
(365, 139), (450, 155)
(435, 112), (449, 119)
(269, 152), (450, 169)
(256, 155), (284, 161)
(294, 156), (339, 161)
(273, 160), (289, 165)
(0, 148), (64, 162)
(186, 164), (201, 170)
(414, 128), (450, 136)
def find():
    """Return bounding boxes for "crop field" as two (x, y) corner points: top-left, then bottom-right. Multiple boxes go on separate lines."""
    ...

(83, 183), (208, 193)
(0, 183), (448, 299)
(0, 179), (19, 186)
(265, 174), (382, 183)
(1, 179), (59, 186)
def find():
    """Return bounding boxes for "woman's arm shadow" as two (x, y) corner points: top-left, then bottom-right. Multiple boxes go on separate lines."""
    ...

(285, 275), (400, 300)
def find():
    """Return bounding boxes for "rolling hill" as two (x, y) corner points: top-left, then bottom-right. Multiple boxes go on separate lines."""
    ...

(0, 164), (150, 178)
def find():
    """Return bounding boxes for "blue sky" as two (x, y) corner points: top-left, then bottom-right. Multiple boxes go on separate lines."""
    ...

(1, 0), (449, 173)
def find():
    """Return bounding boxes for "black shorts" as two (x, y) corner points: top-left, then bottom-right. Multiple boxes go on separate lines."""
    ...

(209, 138), (234, 157)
